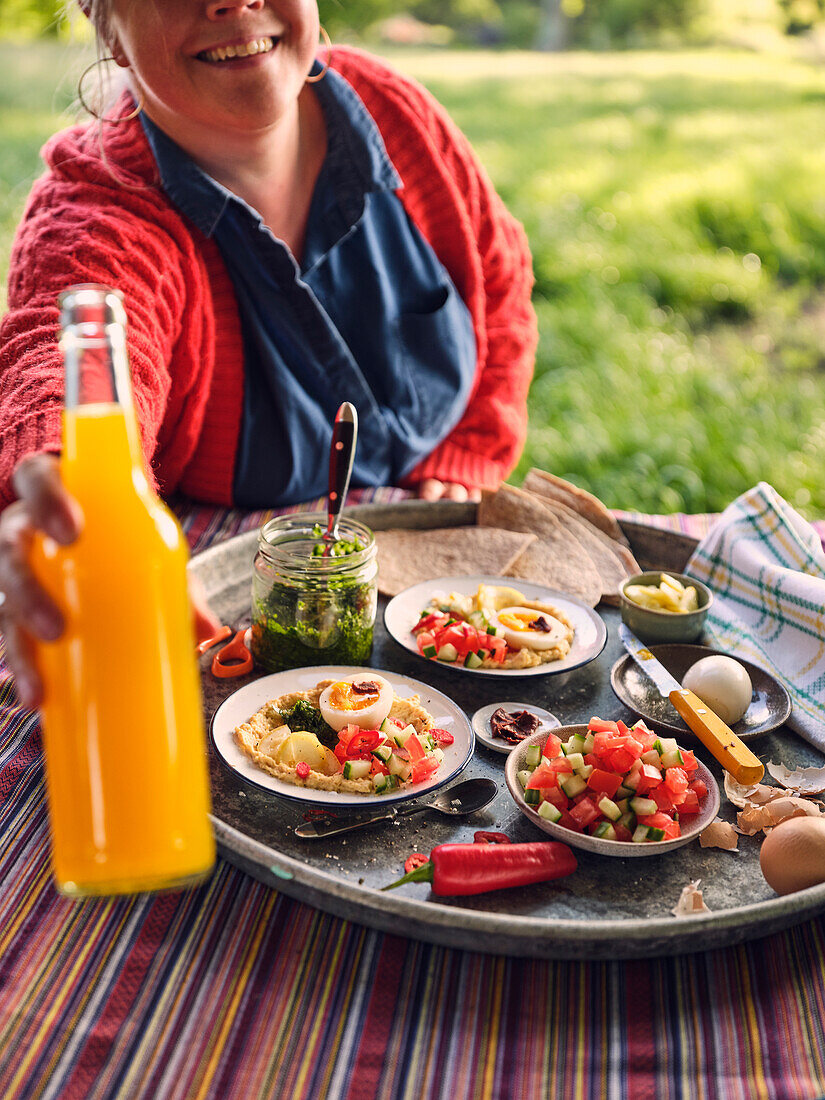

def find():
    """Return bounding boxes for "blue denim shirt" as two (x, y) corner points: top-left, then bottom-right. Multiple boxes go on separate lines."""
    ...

(141, 68), (477, 507)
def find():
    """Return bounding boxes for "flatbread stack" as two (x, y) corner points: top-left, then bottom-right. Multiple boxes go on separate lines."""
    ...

(374, 526), (535, 597)
(375, 469), (640, 607)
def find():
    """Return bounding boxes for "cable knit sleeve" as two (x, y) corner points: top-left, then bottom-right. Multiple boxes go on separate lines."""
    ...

(335, 49), (538, 492)
(0, 126), (214, 511)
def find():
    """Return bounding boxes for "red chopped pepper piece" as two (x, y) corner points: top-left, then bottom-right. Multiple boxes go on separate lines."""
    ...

(473, 831), (511, 845)
(382, 841), (577, 896)
(295, 762), (310, 780)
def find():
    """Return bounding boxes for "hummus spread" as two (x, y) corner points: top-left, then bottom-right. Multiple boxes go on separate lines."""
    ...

(234, 679), (434, 794)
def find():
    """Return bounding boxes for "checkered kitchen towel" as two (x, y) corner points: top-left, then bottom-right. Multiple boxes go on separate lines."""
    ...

(687, 483), (825, 752)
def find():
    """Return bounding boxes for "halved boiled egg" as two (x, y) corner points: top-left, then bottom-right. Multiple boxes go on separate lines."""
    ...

(319, 674), (394, 732)
(489, 606), (568, 651)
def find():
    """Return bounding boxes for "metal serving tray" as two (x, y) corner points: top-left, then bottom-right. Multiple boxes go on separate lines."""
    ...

(190, 501), (825, 959)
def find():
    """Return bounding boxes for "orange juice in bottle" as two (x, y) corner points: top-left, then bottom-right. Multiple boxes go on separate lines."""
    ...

(29, 284), (215, 896)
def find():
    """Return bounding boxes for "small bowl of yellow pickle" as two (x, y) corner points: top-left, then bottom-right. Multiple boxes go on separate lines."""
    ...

(619, 571), (712, 644)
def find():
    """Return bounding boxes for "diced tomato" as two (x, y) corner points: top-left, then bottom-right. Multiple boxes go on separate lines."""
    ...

(346, 730), (381, 757)
(689, 778), (708, 800)
(543, 733), (562, 759)
(680, 749), (699, 774)
(664, 767), (689, 800)
(602, 746), (637, 773)
(616, 720), (632, 735)
(588, 718), (619, 734)
(638, 811), (673, 830)
(370, 758), (389, 777)
(416, 631), (436, 655)
(584, 752), (600, 768)
(613, 823), (633, 842)
(481, 634), (507, 662)
(413, 612), (451, 634)
(333, 743), (348, 764)
(678, 790), (700, 815)
(593, 731), (622, 755)
(558, 809), (581, 832)
(662, 820), (681, 839)
(405, 732), (426, 763)
(410, 756), (440, 784)
(636, 763), (663, 795)
(650, 786), (675, 813)
(429, 728), (454, 746)
(337, 724), (362, 745)
(542, 786), (569, 811)
(633, 728), (659, 751)
(526, 762), (561, 790)
(586, 768), (622, 799)
(569, 798), (601, 829)
(437, 622), (478, 658)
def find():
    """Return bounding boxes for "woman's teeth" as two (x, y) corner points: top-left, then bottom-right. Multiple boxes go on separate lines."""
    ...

(200, 37), (274, 63)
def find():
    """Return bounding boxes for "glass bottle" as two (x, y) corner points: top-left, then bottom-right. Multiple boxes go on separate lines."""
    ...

(29, 284), (215, 896)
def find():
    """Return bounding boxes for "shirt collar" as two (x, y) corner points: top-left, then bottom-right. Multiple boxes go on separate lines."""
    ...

(139, 66), (400, 240)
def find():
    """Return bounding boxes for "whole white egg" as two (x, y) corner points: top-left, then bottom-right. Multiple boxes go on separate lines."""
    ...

(682, 655), (753, 725)
(318, 674), (394, 732)
(488, 606), (568, 651)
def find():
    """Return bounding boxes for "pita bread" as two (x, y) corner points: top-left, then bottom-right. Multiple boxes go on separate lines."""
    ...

(523, 492), (640, 606)
(477, 485), (602, 607)
(375, 526), (536, 597)
(522, 469), (629, 546)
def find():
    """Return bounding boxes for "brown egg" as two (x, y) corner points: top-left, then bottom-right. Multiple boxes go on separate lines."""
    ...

(759, 817), (825, 895)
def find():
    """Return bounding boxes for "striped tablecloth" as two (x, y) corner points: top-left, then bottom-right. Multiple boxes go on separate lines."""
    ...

(2, 490), (825, 1100)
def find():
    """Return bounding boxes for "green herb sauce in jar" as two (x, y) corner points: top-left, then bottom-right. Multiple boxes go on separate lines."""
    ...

(250, 514), (377, 673)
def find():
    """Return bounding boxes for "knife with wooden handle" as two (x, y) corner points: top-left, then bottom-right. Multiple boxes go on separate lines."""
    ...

(619, 623), (764, 785)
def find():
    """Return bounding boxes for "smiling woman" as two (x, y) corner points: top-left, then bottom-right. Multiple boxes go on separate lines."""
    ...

(0, 0), (537, 705)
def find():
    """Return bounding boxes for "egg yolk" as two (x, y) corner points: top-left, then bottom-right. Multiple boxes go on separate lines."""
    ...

(498, 611), (543, 633)
(327, 681), (380, 712)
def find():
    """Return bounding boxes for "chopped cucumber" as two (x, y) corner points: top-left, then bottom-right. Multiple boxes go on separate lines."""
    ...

(632, 825), (651, 843)
(372, 744), (393, 763)
(578, 764), (594, 780)
(538, 801), (562, 823)
(517, 769), (532, 789)
(373, 773), (391, 794)
(525, 744), (542, 768)
(630, 796), (657, 816)
(641, 749), (661, 767)
(436, 643), (459, 662)
(388, 754), (412, 780)
(379, 717), (396, 733)
(559, 773), (587, 798)
(617, 811), (636, 832)
(615, 785), (633, 801)
(524, 788), (541, 805)
(660, 749), (685, 768)
(598, 796), (621, 821)
(463, 651), (484, 669)
(565, 752), (585, 772)
(422, 644), (437, 659)
(593, 822), (617, 840)
(568, 734), (587, 754)
(343, 759), (371, 780)
(658, 737), (678, 755)
(582, 733), (595, 753)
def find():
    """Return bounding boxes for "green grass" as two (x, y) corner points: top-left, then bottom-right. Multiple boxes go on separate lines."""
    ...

(2, 41), (825, 518)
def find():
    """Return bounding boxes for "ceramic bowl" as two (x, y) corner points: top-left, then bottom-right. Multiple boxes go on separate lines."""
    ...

(504, 724), (720, 857)
(619, 570), (712, 644)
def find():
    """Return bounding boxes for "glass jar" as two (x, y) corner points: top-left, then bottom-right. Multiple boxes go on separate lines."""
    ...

(251, 513), (378, 672)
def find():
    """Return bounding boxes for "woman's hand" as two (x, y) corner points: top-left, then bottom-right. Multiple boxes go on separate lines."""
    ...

(416, 479), (481, 504)
(0, 455), (83, 709)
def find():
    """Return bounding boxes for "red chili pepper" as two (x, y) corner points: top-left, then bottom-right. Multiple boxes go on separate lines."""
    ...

(404, 853), (429, 874)
(473, 831), (511, 845)
(381, 841), (577, 896)
(346, 730), (380, 757)
(429, 728), (454, 747)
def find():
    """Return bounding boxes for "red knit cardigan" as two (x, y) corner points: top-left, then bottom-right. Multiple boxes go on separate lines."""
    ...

(0, 48), (537, 509)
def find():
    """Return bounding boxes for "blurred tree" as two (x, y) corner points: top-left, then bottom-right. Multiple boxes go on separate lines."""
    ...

(777, 0), (825, 33)
(0, 0), (64, 37)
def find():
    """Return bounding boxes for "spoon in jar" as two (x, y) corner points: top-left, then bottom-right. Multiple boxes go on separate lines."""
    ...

(294, 777), (498, 838)
(322, 402), (358, 556)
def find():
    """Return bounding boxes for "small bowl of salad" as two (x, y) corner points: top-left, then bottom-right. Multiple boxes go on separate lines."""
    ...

(504, 717), (720, 857)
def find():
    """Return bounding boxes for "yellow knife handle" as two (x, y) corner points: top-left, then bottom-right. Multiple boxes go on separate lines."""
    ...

(668, 687), (764, 785)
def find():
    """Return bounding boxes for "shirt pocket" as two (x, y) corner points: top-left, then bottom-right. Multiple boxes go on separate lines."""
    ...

(394, 281), (477, 433)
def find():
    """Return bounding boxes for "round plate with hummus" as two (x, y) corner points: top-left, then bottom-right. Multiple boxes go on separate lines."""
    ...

(384, 576), (607, 678)
(210, 665), (474, 807)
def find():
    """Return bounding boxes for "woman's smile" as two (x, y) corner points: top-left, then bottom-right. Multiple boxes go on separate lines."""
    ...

(196, 35), (278, 65)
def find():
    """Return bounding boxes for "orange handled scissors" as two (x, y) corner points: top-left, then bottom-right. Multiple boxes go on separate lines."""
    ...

(196, 622), (254, 678)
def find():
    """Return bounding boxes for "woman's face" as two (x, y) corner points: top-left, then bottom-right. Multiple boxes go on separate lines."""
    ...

(108, 0), (320, 144)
